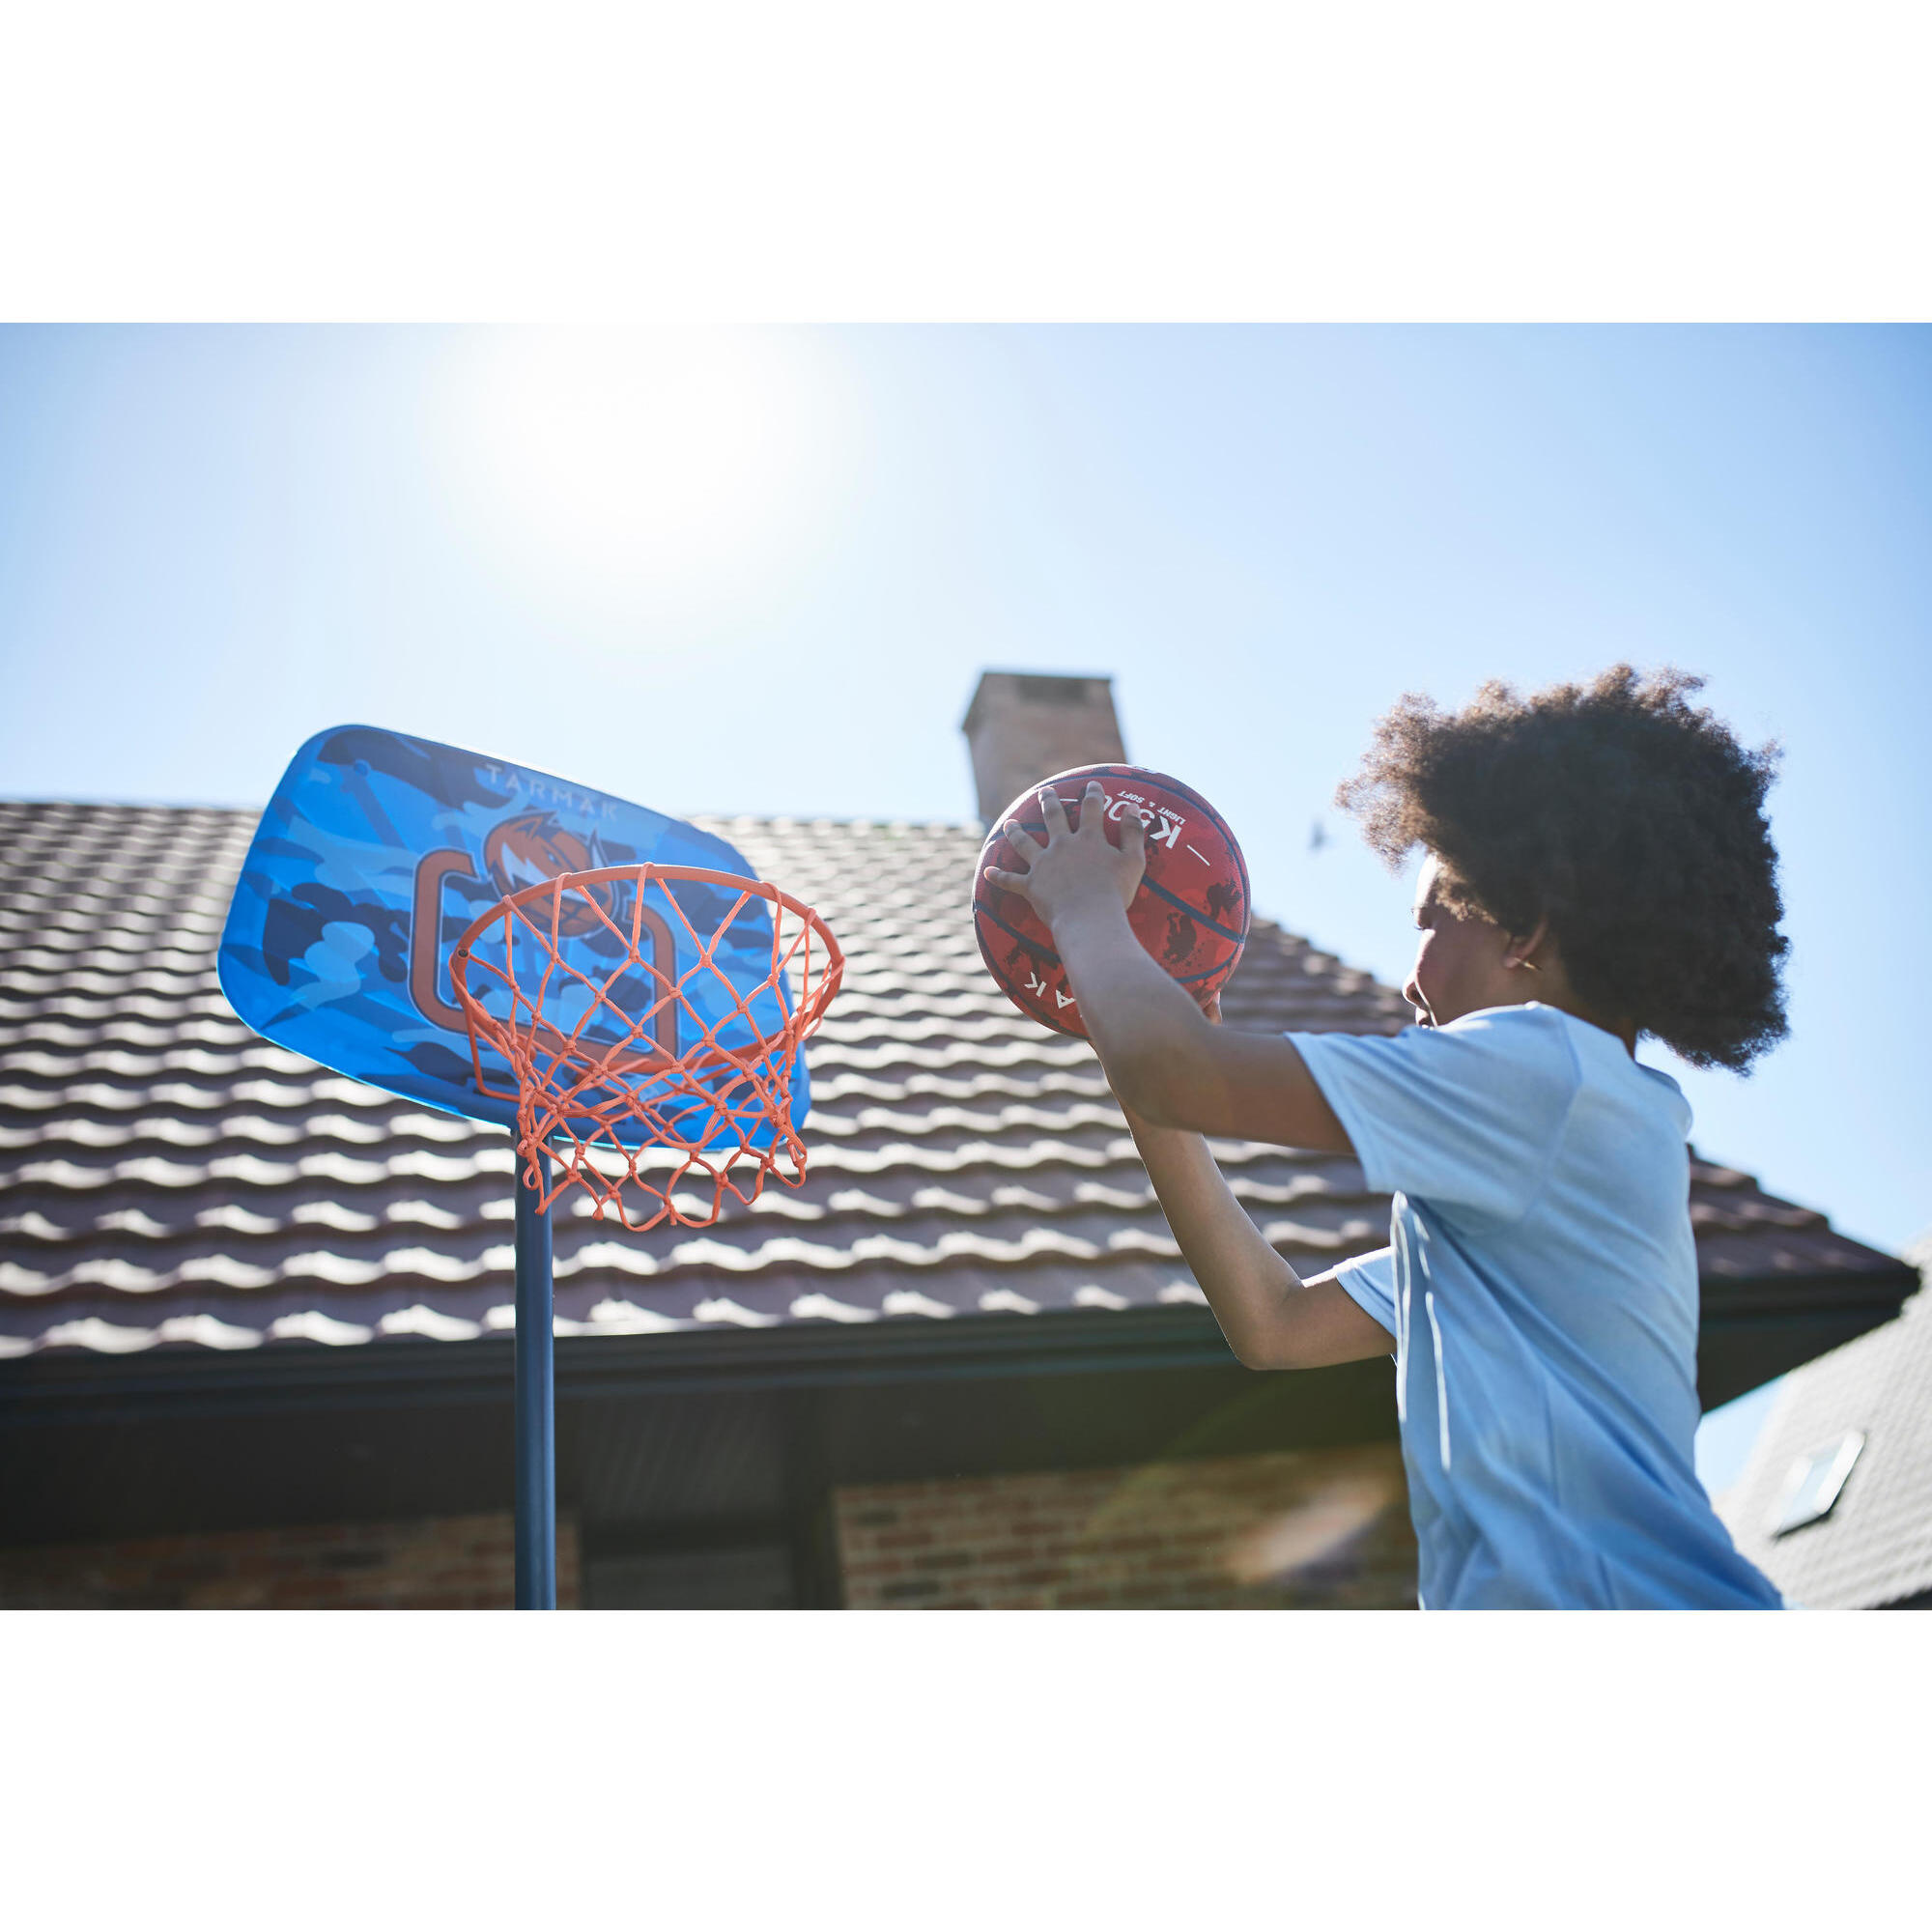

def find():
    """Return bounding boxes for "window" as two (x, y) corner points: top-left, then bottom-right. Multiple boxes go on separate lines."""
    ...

(1768, 1432), (1865, 1537)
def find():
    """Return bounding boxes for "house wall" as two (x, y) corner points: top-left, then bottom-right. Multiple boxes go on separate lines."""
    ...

(833, 1443), (1419, 1608)
(2, 1449), (1421, 1610)
(0, 1511), (582, 1609)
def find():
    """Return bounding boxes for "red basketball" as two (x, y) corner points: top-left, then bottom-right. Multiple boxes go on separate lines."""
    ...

(973, 764), (1251, 1037)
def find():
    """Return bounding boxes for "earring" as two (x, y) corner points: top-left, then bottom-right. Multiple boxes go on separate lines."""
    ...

(1507, 954), (1541, 973)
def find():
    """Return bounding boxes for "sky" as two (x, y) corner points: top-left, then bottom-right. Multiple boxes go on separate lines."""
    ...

(1, 324), (1927, 1255)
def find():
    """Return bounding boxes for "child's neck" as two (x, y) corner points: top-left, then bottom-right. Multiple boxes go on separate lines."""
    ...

(1510, 980), (1638, 1058)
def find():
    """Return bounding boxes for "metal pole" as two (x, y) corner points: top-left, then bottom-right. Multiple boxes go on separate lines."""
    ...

(513, 1139), (555, 1609)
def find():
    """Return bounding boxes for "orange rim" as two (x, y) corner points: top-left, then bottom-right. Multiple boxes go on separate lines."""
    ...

(448, 863), (844, 1113)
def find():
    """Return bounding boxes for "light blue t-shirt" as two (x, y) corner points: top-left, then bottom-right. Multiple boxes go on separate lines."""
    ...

(1293, 1004), (1782, 1610)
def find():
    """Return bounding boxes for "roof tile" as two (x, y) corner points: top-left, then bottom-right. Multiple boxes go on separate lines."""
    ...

(1716, 1287), (1932, 1606)
(0, 799), (1909, 1357)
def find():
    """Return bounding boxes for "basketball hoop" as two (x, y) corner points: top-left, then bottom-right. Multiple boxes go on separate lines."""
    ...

(450, 865), (843, 1232)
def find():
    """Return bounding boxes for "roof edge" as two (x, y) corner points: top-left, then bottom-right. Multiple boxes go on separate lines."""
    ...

(7, 1261), (1915, 1423)
(0, 1304), (1246, 1425)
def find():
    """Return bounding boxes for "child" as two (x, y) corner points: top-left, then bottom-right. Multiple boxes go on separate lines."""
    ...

(984, 667), (1786, 1609)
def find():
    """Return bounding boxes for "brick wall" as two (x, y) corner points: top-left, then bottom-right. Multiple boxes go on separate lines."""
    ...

(0, 1452), (1417, 1609)
(834, 1443), (1417, 1608)
(0, 1511), (582, 1609)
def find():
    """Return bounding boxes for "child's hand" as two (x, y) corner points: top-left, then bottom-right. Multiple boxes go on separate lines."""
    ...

(984, 779), (1147, 933)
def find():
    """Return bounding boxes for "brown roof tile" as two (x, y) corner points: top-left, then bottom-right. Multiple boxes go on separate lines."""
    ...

(0, 801), (1910, 1358)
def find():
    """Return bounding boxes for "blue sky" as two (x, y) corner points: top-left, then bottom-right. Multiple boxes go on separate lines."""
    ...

(2, 325), (1926, 1254)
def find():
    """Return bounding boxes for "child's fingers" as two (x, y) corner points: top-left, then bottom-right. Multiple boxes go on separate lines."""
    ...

(1002, 819), (1042, 861)
(983, 866), (1031, 895)
(1080, 779), (1109, 835)
(1118, 806), (1147, 859)
(1038, 787), (1071, 837)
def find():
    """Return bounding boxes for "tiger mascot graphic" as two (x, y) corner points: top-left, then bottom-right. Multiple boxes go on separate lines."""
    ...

(482, 812), (619, 937)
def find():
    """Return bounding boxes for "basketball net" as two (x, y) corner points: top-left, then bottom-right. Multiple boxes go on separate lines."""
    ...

(451, 865), (843, 1232)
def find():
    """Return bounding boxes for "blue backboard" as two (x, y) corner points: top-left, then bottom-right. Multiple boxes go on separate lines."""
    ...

(218, 724), (810, 1137)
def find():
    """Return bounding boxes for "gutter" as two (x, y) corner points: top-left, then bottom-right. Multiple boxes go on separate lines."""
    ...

(3, 1264), (1911, 1431)
(0, 1303), (1246, 1429)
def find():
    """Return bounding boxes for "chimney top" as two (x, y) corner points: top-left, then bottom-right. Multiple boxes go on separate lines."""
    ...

(960, 670), (1128, 827)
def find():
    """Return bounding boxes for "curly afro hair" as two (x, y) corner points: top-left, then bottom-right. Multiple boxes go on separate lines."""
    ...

(1335, 666), (1788, 1071)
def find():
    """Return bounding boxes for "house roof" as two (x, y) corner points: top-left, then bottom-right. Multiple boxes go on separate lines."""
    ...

(1715, 1279), (1932, 1608)
(0, 799), (1912, 1363)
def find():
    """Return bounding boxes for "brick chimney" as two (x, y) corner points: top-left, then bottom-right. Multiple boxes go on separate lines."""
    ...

(961, 671), (1127, 826)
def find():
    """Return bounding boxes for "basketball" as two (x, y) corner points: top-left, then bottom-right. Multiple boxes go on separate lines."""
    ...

(973, 764), (1251, 1037)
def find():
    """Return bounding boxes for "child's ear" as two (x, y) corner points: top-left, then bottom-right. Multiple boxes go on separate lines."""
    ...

(1504, 917), (1551, 973)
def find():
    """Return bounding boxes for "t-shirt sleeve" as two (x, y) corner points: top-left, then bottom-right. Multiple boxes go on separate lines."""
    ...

(1290, 1007), (1582, 1223)
(1308, 1245), (1397, 1340)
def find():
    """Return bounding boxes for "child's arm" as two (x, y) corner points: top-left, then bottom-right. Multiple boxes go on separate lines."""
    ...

(1064, 901), (1351, 1145)
(1122, 1094), (1396, 1367)
(985, 782), (1391, 1368)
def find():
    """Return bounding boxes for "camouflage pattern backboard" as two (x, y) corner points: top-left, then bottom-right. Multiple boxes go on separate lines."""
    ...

(217, 725), (809, 1140)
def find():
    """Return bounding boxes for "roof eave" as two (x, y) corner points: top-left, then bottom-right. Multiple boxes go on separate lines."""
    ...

(7, 1261), (1915, 1426)
(0, 1303), (1247, 1427)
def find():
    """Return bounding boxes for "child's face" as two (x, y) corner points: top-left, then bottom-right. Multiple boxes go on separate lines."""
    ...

(1403, 855), (1524, 1028)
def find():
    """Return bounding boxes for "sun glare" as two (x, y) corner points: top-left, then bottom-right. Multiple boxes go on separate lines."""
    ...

(455, 328), (819, 604)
